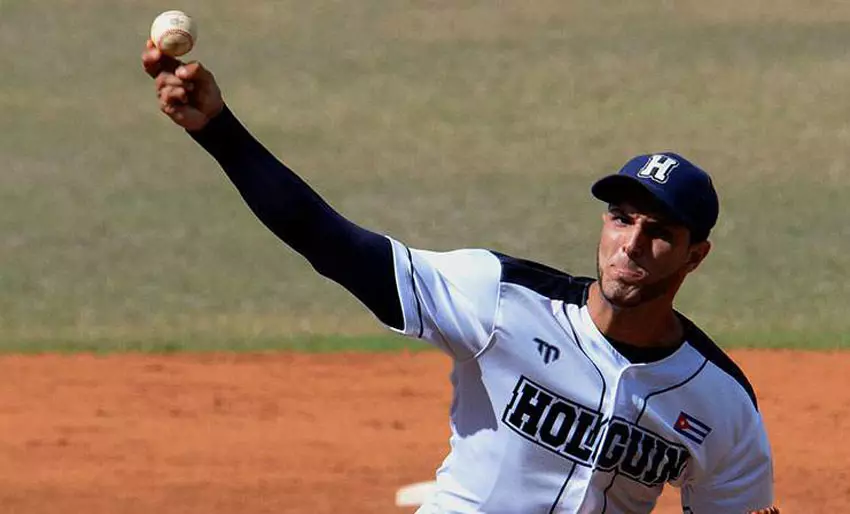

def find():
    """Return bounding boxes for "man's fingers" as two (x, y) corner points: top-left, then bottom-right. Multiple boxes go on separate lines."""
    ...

(155, 73), (194, 91)
(160, 104), (208, 132)
(142, 44), (163, 78)
(159, 85), (189, 107)
(176, 61), (211, 82)
(142, 39), (182, 78)
(160, 99), (189, 117)
(167, 105), (190, 122)
(145, 47), (216, 131)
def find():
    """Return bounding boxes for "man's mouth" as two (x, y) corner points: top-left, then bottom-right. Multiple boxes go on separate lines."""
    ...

(610, 265), (646, 282)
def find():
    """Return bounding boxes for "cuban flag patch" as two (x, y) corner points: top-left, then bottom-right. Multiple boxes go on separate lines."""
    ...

(674, 411), (712, 445)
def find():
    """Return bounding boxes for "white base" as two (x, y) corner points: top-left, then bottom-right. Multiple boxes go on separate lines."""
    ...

(395, 480), (438, 507)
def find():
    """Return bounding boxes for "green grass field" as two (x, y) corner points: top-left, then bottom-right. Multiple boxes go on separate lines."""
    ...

(1, 0), (848, 351)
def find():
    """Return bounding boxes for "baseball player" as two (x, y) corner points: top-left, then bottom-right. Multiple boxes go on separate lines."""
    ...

(142, 42), (778, 514)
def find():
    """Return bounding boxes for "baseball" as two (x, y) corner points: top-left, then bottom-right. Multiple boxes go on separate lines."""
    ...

(150, 10), (197, 57)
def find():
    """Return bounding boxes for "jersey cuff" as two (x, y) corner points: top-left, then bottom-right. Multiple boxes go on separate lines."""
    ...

(387, 237), (424, 338)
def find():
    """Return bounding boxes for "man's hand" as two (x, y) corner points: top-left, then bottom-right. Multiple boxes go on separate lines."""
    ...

(141, 40), (224, 131)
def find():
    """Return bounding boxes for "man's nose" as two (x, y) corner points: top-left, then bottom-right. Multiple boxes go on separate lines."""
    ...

(622, 226), (647, 259)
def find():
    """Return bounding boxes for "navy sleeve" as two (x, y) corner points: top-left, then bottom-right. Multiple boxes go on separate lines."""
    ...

(187, 106), (404, 329)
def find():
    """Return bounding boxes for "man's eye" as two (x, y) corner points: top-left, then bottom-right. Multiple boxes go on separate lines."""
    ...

(613, 215), (629, 225)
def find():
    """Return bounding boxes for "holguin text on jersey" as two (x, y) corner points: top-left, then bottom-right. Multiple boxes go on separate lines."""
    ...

(503, 376), (689, 487)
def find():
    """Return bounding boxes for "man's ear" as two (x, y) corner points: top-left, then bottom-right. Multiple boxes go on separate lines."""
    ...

(685, 240), (711, 273)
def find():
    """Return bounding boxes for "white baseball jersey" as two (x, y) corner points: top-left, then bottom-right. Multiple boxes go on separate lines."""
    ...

(386, 239), (775, 514)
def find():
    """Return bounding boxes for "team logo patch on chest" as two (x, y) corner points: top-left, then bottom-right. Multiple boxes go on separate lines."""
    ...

(502, 376), (690, 486)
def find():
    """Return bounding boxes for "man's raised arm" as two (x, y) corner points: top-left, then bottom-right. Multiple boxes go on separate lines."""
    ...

(141, 41), (403, 329)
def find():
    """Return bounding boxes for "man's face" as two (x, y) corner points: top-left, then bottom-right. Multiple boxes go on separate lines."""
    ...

(596, 201), (709, 308)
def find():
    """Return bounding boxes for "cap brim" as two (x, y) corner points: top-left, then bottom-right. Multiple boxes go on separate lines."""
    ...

(591, 175), (690, 227)
(591, 175), (656, 203)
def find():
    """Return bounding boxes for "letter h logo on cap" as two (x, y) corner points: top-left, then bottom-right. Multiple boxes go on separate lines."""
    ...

(637, 154), (679, 184)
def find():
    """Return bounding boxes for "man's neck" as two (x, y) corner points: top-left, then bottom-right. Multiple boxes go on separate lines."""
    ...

(586, 282), (683, 348)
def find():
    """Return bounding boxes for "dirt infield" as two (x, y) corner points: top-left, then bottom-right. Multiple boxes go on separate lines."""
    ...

(0, 350), (844, 513)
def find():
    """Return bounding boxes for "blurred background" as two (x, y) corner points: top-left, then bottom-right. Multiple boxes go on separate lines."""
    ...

(1, 0), (848, 352)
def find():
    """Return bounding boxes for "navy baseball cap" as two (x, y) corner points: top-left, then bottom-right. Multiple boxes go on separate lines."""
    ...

(591, 152), (719, 242)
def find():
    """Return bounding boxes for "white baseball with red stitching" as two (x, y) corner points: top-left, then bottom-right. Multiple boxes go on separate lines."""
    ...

(150, 10), (197, 57)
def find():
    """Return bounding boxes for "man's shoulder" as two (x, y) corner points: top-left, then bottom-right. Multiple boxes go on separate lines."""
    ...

(680, 316), (759, 411)
(489, 251), (594, 306)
